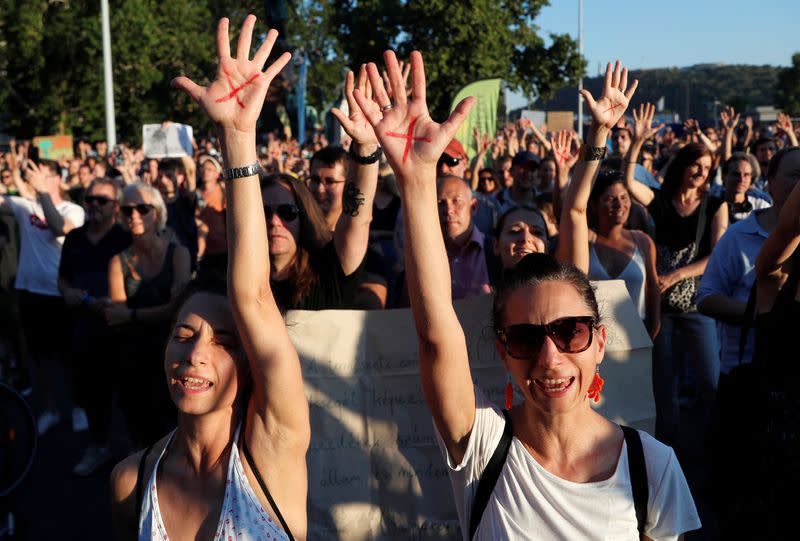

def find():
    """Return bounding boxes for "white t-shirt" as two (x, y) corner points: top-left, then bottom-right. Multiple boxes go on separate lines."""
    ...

(9, 196), (85, 296)
(436, 387), (701, 541)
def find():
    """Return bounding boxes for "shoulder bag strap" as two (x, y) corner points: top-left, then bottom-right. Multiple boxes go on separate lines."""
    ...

(134, 443), (155, 532)
(621, 425), (648, 538)
(239, 423), (296, 541)
(468, 409), (514, 540)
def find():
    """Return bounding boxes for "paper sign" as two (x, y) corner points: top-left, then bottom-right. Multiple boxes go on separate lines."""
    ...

(32, 135), (74, 160)
(546, 111), (574, 133)
(287, 280), (653, 539)
(521, 110), (546, 128)
(142, 123), (194, 158)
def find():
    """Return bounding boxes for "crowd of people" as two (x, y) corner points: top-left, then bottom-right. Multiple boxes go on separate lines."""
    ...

(0, 14), (798, 540)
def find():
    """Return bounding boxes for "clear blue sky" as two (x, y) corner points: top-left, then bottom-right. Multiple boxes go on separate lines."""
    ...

(507, 0), (798, 108)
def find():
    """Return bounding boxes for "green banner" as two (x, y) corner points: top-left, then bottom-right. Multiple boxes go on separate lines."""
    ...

(450, 78), (502, 161)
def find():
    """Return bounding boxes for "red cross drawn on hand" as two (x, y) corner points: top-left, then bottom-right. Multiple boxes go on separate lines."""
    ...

(215, 72), (260, 108)
(385, 116), (432, 162)
(602, 102), (623, 114)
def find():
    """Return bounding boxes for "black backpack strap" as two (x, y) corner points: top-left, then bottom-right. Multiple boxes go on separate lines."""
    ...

(621, 425), (648, 537)
(134, 443), (155, 531)
(240, 423), (296, 541)
(738, 282), (758, 365)
(468, 409), (513, 540)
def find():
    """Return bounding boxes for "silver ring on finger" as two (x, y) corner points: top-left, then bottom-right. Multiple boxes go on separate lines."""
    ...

(381, 103), (393, 112)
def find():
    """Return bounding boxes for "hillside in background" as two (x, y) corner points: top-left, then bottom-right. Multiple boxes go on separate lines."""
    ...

(532, 64), (780, 123)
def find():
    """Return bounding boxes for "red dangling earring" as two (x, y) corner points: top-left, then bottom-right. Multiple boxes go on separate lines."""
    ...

(587, 369), (605, 403)
(505, 377), (514, 410)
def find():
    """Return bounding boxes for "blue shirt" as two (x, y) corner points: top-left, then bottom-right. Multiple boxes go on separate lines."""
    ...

(696, 211), (769, 374)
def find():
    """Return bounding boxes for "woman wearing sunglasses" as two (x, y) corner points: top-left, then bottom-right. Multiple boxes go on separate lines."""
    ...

(358, 53), (699, 539)
(105, 182), (191, 448)
(556, 102), (662, 340)
(111, 17), (308, 541)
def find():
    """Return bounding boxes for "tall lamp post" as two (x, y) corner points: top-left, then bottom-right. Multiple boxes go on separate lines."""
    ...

(577, 0), (584, 139)
(101, 0), (116, 147)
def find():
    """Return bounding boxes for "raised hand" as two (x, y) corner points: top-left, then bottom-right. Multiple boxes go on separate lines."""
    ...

(352, 50), (474, 178)
(684, 118), (700, 136)
(171, 15), (291, 134)
(382, 59), (411, 101)
(720, 106), (741, 133)
(331, 65), (379, 148)
(580, 61), (638, 131)
(551, 129), (580, 172)
(632, 103), (665, 142)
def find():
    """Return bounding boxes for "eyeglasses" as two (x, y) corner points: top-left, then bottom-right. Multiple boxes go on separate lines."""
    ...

(84, 195), (114, 206)
(309, 175), (345, 188)
(264, 203), (300, 222)
(120, 204), (154, 217)
(438, 154), (462, 168)
(497, 316), (596, 359)
(479, 175), (495, 183)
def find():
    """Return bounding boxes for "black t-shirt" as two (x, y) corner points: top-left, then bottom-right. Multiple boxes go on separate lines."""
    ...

(371, 196), (401, 233)
(648, 192), (723, 258)
(271, 240), (366, 311)
(59, 223), (132, 298)
(166, 194), (198, 270)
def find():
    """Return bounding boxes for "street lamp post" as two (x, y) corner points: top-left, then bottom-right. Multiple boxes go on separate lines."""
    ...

(101, 0), (116, 147)
(577, 0), (584, 138)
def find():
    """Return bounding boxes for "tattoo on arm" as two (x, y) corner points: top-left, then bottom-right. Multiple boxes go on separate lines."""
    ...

(343, 182), (366, 217)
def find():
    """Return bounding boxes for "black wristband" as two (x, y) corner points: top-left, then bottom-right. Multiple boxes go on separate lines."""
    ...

(348, 144), (382, 165)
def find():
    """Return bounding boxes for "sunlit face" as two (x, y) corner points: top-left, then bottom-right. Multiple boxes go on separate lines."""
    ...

(681, 154), (712, 190)
(309, 161), (346, 220)
(498, 159), (513, 188)
(494, 209), (547, 269)
(498, 281), (605, 416)
(262, 183), (300, 259)
(595, 183), (631, 226)
(121, 188), (159, 237)
(202, 161), (221, 185)
(437, 177), (475, 242)
(165, 293), (247, 417)
(78, 165), (93, 186)
(725, 160), (753, 196)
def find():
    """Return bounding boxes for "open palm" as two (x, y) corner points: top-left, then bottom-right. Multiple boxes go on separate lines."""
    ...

(580, 61), (638, 131)
(352, 51), (474, 177)
(172, 16), (291, 134)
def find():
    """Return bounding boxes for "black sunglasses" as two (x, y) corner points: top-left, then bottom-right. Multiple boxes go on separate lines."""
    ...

(438, 154), (462, 167)
(84, 195), (114, 206)
(497, 316), (596, 359)
(120, 204), (154, 217)
(264, 203), (300, 222)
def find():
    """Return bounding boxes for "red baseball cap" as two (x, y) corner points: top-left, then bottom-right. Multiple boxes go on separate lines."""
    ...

(443, 139), (468, 161)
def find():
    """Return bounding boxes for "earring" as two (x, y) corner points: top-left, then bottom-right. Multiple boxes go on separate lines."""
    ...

(587, 369), (605, 403)
(505, 376), (514, 410)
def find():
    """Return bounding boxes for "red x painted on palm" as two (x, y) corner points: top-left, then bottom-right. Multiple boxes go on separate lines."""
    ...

(215, 71), (260, 108)
(385, 116), (432, 162)
(603, 102), (623, 114)
(555, 150), (570, 165)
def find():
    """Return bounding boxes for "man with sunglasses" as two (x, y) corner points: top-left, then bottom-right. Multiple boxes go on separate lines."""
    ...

(0, 159), (85, 435)
(58, 178), (131, 475)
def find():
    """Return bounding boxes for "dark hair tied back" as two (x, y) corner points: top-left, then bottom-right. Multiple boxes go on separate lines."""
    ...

(492, 253), (600, 333)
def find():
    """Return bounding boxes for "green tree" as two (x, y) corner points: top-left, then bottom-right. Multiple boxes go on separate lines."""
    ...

(776, 53), (800, 116)
(332, 0), (585, 118)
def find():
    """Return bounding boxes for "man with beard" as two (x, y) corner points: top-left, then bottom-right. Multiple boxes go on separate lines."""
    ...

(59, 178), (131, 475)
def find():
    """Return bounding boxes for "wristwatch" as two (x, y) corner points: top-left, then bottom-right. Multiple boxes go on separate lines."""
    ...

(348, 144), (382, 165)
(222, 162), (261, 180)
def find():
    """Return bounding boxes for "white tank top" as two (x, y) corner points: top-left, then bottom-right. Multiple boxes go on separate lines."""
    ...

(588, 241), (647, 320)
(138, 426), (290, 541)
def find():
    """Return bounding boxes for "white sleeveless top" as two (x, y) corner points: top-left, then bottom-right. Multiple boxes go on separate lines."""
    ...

(138, 426), (290, 541)
(588, 241), (647, 320)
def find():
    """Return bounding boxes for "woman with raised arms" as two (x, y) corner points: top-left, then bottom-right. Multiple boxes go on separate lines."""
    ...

(355, 53), (700, 539)
(110, 16), (308, 540)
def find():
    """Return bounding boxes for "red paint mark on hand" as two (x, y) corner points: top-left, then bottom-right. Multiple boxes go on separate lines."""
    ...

(385, 116), (432, 162)
(555, 150), (570, 165)
(215, 72), (260, 108)
(602, 102), (623, 114)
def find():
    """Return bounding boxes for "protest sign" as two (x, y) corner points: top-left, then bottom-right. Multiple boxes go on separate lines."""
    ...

(32, 135), (73, 160)
(546, 111), (574, 132)
(288, 280), (653, 539)
(520, 110), (546, 128)
(142, 123), (194, 158)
